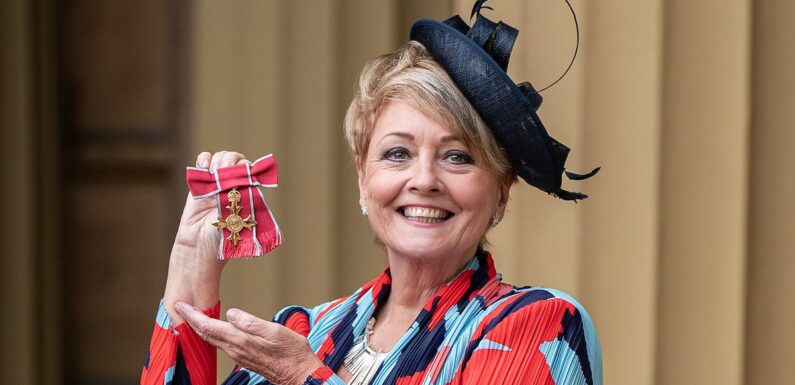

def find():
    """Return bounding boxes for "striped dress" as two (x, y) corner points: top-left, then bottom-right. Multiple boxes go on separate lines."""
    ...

(141, 251), (602, 385)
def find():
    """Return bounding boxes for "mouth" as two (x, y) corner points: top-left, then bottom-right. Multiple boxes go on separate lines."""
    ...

(397, 206), (454, 224)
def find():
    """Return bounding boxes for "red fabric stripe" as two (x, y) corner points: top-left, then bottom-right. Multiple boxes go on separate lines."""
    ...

(140, 302), (220, 385)
(185, 168), (218, 196)
(284, 311), (311, 337)
(140, 323), (178, 385)
(309, 365), (335, 382)
(250, 155), (278, 185)
(215, 164), (252, 191)
(427, 269), (475, 330)
(462, 298), (575, 385)
(316, 335), (337, 362)
(176, 302), (221, 385)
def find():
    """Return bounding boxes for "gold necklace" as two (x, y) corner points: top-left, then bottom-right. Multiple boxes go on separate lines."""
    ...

(344, 317), (387, 385)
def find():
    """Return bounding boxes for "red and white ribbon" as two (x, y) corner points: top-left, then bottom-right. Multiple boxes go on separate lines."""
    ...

(185, 154), (282, 259)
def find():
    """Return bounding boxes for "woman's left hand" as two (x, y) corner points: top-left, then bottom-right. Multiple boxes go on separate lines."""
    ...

(174, 302), (324, 385)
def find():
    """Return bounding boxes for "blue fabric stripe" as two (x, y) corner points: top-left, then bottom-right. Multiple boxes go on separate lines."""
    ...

(541, 288), (603, 385)
(272, 306), (310, 326)
(474, 338), (512, 352)
(430, 298), (485, 385)
(163, 365), (175, 385)
(156, 299), (172, 330)
(302, 373), (347, 385)
(540, 339), (588, 385)
(221, 368), (269, 385)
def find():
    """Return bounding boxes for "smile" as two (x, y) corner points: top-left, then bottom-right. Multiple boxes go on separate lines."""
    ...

(398, 206), (453, 223)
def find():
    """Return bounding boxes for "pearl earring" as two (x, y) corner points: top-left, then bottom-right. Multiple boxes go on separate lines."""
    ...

(361, 203), (368, 216)
(491, 212), (501, 227)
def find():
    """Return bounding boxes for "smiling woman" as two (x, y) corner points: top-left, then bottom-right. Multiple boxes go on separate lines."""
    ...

(141, 2), (601, 385)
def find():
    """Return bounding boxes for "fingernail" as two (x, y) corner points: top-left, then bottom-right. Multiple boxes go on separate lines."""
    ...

(227, 309), (239, 321)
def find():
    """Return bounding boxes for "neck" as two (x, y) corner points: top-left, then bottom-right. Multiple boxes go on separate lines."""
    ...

(378, 246), (478, 320)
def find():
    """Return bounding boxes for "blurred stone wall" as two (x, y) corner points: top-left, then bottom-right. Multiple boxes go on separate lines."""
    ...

(1, 1), (792, 384)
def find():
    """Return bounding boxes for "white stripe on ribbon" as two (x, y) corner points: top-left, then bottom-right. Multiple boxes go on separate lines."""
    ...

(248, 185), (263, 255)
(215, 193), (225, 260)
(246, 162), (254, 186)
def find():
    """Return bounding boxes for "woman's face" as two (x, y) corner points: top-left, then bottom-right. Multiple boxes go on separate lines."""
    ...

(358, 101), (509, 263)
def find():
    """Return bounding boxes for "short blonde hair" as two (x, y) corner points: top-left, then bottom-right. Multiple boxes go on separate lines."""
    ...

(344, 41), (516, 186)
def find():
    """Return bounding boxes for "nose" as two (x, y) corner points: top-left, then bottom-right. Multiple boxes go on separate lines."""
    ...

(407, 153), (443, 194)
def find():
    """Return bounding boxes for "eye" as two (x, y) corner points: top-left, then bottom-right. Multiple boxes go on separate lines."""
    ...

(383, 146), (411, 161)
(444, 150), (474, 165)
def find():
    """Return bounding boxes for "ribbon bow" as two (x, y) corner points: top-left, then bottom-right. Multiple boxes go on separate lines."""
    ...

(185, 154), (282, 259)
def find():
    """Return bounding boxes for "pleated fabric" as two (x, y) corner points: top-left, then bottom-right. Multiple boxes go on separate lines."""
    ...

(141, 251), (601, 385)
(141, 300), (220, 385)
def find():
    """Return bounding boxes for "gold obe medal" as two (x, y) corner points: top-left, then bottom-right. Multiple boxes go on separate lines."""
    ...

(213, 188), (257, 246)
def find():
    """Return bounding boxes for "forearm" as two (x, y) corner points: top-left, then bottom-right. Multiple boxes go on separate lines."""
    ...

(163, 243), (225, 324)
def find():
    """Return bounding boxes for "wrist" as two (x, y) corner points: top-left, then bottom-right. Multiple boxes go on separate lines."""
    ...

(295, 355), (326, 385)
(169, 242), (225, 275)
(164, 243), (224, 309)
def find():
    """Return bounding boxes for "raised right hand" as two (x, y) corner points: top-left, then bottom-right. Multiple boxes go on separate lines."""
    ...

(164, 151), (250, 322)
(173, 151), (250, 256)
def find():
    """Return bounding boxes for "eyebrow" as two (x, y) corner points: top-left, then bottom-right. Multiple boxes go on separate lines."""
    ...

(381, 132), (462, 143)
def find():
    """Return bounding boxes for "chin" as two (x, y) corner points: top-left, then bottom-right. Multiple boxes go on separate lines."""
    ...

(387, 239), (462, 262)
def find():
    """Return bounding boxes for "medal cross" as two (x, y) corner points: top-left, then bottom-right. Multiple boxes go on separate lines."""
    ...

(213, 188), (257, 246)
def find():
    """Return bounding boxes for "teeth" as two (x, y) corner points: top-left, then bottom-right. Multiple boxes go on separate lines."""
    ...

(402, 207), (451, 221)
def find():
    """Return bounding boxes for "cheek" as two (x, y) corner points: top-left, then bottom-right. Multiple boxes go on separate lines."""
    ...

(451, 176), (499, 213)
(450, 178), (500, 236)
(363, 171), (403, 209)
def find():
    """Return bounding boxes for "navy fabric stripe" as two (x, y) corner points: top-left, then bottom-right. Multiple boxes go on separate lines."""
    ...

(222, 367), (271, 385)
(324, 302), (359, 370)
(461, 289), (554, 369)
(273, 306), (310, 326)
(383, 306), (448, 384)
(456, 251), (491, 311)
(169, 347), (193, 385)
(303, 376), (324, 385)
(560, 308), (593, 385)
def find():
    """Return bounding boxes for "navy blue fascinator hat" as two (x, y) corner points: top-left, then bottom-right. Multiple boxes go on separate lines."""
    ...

(410, 0), (599, 200)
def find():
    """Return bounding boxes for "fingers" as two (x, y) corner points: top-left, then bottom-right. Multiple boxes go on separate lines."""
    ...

(175, 303), (269, 369)
(209, 152), (225, 171)
(221, 151), (245, 168)
(227, 308), (278, 337)
(175, 302), (244, 346)
(200, 151), (248, 171)
(196, 152), (211, 168)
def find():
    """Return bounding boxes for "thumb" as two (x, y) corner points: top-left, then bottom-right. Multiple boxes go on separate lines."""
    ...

(227, 308), (273, 337)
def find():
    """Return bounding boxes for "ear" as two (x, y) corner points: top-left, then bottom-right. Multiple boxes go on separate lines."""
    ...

(496, 181), (510, 218)
(356, 162), (367, 207)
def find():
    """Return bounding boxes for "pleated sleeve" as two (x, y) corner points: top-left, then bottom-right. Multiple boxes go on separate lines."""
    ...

(140, 300), (220, 385)
(462, 289), (602, 385)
